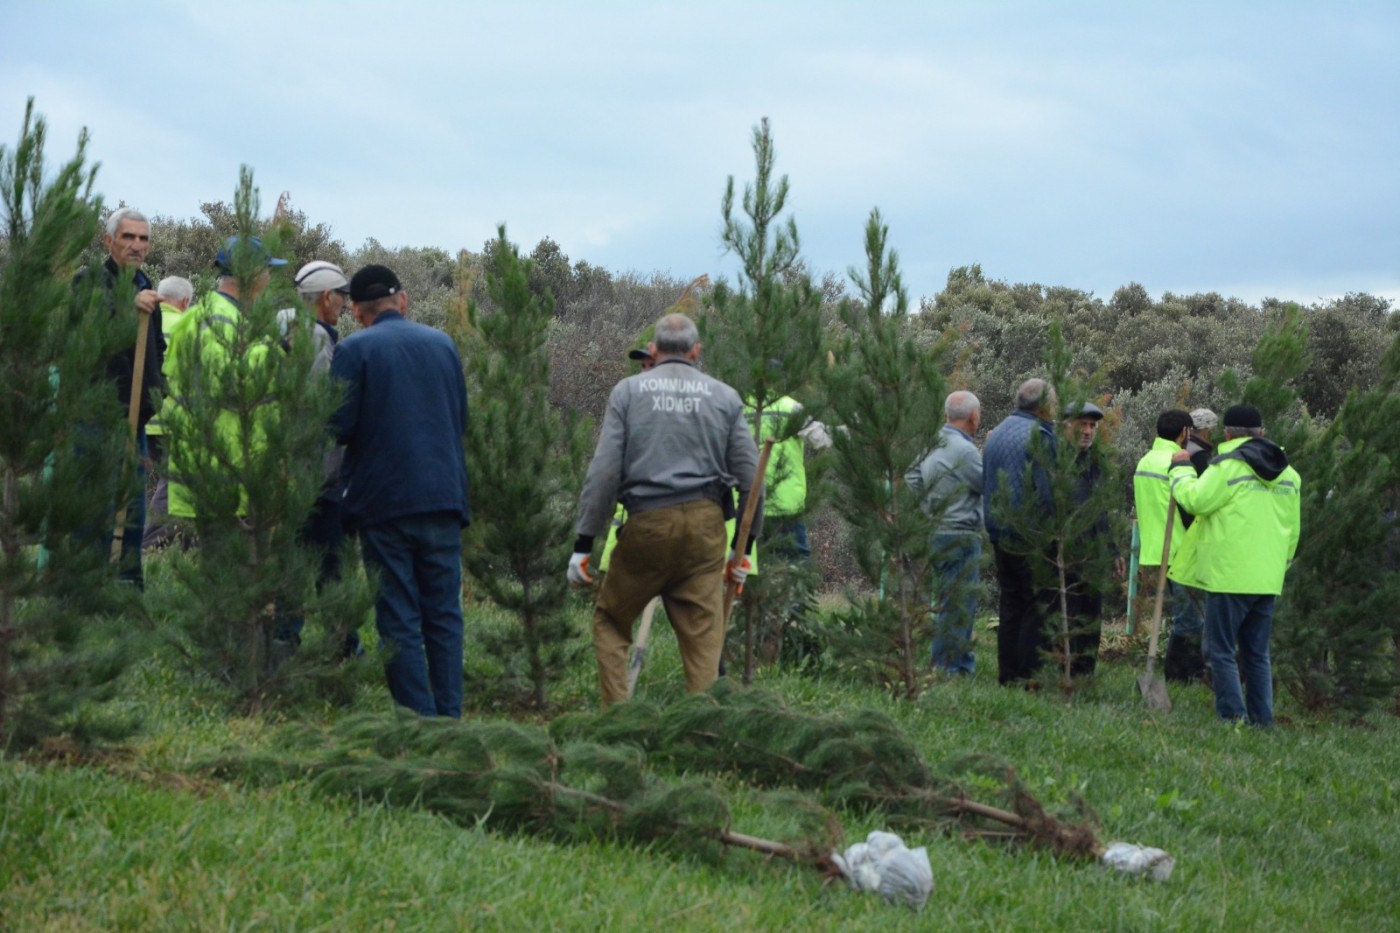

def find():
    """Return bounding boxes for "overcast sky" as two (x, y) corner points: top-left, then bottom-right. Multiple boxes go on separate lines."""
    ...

(4, 0), (1397, 306)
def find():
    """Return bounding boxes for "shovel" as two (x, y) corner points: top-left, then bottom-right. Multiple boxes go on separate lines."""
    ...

(111, 309), (152, 562)
(1137, 497), (1175, 712)
(624, 596), (663, 699)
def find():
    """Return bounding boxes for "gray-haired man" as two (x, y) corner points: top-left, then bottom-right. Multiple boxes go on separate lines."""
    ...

(907, 390), (983, 674)
(571, 312), (762, 706)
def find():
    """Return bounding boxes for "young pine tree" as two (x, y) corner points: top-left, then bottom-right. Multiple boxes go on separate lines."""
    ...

(1256, 310), (1400, 715)
(460, 227), (591, 708)
(0, 100), (139, 751)
(699, 119), (827, 682)
(159, 168), (356, 712)
(818, 210), (950, 699)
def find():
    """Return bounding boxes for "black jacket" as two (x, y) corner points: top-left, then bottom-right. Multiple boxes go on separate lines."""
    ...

(75, 257), (166, 428)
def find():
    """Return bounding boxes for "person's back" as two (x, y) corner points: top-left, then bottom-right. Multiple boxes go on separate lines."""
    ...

(1178, 435), (1300, 596)
(982, 409), (1054, 543)
(909, 423), (982, 534)
(332, 313), (469, 529)
(578, 359), (752, 534)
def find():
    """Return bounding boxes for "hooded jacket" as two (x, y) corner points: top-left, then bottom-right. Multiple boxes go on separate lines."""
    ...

(1168, 436), (1301, 595)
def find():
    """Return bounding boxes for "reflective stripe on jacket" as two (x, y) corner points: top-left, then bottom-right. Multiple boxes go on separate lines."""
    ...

(1169, 437), (1301, 594)
(1133, 437), (1187, 568)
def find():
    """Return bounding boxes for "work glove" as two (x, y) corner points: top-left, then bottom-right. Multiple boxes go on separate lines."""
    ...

(725, 550), (752, 591)
(567, 552), (594, 588)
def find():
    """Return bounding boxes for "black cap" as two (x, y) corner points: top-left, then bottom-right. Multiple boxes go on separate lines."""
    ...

(627, 347), (653, 361)
(349, 264), (402, 302)
(1223, 404), (1262, 429)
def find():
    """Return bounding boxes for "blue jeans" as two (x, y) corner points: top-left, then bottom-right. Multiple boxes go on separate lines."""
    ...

(1205, 593), (1275, 727)
(360, 513), (464, 718)
(931, 533), (980, 674)
(1170, 581), (1205, 637)
(765, 518), (810, 561)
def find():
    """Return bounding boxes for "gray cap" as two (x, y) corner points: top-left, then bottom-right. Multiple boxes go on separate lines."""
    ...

(1190, 408), (1218, 430)
(1063, 400), (1104, 421)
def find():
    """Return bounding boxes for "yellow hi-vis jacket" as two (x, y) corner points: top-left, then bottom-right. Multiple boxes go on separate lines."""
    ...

(1133, 437), (1188, 568)
(1169, 437), (1301, 595)
(162, 291), (276, 518)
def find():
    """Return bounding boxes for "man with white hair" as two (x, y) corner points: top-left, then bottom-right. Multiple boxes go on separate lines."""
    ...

(142, 275), (194, 551)
(906, 390), (984, 675)
(75, 207), (164, 587)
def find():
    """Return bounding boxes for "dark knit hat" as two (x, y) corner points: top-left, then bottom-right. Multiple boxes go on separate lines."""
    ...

(349, 264), (402, 302)
(1223, 404), (1263, 430)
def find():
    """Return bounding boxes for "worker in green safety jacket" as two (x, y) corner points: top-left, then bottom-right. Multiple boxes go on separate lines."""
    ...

(1168, 404), (1301, 728)
(1133, 408), (1205, 682)
(745, 391), (831, 562)
(142, 276), (194, 550)
(163, 236), (287, 521)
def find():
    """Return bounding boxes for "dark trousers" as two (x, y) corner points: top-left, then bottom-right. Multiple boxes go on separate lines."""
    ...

(1205, 593), (1275, 727)
(360, 512), (465, 718)
(1064, 577), (1102, 677)
(274, 497), (357, 655)
(993, 544), (1054, 685)
(765, 517), (810, 561)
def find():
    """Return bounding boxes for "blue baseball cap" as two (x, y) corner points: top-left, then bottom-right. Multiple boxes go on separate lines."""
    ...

(214, 235), (288, 272)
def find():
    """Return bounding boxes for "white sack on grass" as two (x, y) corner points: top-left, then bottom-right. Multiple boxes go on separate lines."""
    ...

(1101, 841), (1175, 881)
(831, 830), (934, 910)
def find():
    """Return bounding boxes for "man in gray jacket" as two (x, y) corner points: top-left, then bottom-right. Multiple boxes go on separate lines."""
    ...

(569, 312), (762, 706)
(907, 390), (984, 674)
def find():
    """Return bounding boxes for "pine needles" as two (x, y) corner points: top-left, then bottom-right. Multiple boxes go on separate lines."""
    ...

(204, 682), (1105, 878)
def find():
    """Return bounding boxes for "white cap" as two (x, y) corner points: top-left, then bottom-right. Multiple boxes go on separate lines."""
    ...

(293, 260), (349, 293)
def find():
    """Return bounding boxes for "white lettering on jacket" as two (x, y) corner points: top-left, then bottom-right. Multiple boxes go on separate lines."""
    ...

(636, 377), (714, 396)
(653, 395), (704, 413)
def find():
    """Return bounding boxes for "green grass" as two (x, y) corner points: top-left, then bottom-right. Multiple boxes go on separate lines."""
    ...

(4, 601), (1400, 931)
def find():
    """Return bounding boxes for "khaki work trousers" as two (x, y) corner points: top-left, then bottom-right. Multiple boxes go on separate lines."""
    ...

(593, 499), (728, 706)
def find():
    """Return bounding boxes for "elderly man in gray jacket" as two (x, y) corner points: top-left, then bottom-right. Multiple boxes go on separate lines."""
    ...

(907, 390), (984, 674)
(569, 312), (761, 706)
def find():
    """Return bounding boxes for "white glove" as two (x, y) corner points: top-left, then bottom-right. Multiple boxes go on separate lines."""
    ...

(567, 553), (594, 588)
(725, 549), (752, 589)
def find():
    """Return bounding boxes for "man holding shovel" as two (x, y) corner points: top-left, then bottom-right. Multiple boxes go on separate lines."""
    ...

(76, 207), (164, 589)
(1133, 409), (1206, 682)
(569, 312), (762, 706)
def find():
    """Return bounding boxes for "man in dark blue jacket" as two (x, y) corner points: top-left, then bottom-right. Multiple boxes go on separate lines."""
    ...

(331, 264), (470, 717)
(983, 378), (1058, 685)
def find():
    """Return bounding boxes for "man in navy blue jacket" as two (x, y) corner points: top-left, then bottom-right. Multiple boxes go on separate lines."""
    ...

(331, 265), (470, 717)
(983, 378), (1058, 685)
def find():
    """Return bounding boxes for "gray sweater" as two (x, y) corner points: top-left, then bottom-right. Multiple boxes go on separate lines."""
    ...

(906, 423), (984, 534)
(576, 359), (762, 540)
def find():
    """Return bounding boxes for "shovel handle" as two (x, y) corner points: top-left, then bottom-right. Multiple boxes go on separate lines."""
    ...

(625, 596), (662, 699)
(111, 309), (152, 562)
(723, 438), (775, 627)
(1145, 497), (1176, 668)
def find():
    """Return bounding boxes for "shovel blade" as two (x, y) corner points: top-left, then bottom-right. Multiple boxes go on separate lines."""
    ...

(1137, 672), (1172, 713)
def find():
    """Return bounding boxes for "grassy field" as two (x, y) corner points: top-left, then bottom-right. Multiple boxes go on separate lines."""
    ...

(4, 596), (1400, 932)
